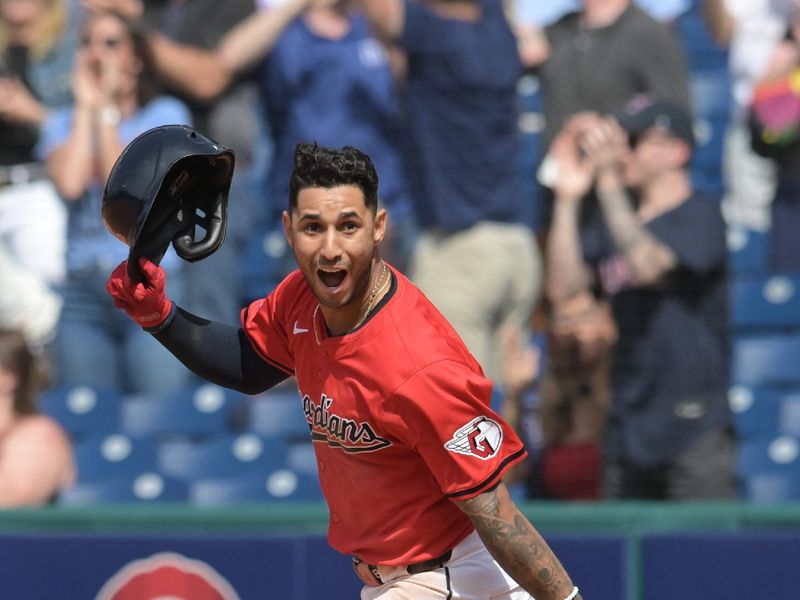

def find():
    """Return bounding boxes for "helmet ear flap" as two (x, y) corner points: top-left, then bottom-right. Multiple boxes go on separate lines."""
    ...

(173, 193), (227, 262)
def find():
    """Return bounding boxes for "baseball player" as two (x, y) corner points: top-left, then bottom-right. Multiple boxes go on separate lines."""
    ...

(105, 142), (581, 600)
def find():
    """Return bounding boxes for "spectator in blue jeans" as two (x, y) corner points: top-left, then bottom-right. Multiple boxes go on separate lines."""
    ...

(38, 9), (193, 395)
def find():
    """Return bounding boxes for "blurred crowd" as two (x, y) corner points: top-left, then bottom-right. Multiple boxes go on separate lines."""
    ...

(1, 0), (799, 506)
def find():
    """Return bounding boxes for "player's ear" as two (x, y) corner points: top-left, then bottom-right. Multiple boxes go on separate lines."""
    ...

(282, 210), (294, 248)
(373, 208), (387, 245)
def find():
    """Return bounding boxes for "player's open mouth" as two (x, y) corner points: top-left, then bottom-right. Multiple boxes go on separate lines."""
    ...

(318, 269), (347, 290)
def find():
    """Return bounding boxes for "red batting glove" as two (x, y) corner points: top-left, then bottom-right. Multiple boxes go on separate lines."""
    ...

(106, 257), (173, 328)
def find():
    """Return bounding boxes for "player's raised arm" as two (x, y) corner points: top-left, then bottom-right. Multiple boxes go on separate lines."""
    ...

(106, 256), (288, 395)
(102, 125), (289, 395)
(454, 481), (581, 600)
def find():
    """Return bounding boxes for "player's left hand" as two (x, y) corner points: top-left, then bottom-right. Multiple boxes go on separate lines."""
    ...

(105, 257), (173, 328)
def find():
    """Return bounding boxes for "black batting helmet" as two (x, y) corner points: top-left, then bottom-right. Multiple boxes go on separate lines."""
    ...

(102, 124), (235, 280)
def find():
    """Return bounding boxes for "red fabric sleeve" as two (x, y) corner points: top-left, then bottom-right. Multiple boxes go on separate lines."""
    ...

(386, 360), (526, 500)
(240, 276), (296, 375)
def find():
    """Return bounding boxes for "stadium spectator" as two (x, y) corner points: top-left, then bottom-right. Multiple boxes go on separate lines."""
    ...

(528, 0), (691, 234)
(531, 0), (691, 151)
(546, 100), (735, 500)
(0, 0), (80, 340)
(747, 6), (800, 272)
(702, 0), (795, 234)
(359, 0), (542, 381)
(254, 0), (414, 276)
(0, 329), (74, 507)
(536, 291), (615, 500)
(83, 0), (261, 324)
(39, 9), (193, 394)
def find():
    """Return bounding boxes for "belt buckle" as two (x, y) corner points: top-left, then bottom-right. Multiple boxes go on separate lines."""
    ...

(352, 558), (383, 587)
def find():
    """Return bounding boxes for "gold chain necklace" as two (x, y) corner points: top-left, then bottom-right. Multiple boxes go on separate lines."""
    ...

(313, 262), (389, 346)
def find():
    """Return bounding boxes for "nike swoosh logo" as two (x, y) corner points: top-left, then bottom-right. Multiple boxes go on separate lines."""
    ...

(293, 321), (309, 335)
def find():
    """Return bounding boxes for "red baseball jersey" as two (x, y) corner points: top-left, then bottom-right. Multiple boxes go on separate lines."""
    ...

(242, 265), (526, 565)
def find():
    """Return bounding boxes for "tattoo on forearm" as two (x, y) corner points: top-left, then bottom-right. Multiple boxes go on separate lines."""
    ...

(459, 487), (576, 599)
(598, 186), (676, 283)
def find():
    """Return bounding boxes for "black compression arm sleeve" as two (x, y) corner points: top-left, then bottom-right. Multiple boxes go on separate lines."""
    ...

(150, 306), (289, 394)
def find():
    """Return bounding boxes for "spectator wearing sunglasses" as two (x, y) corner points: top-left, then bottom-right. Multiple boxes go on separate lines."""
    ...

(36, 9), (194, 395)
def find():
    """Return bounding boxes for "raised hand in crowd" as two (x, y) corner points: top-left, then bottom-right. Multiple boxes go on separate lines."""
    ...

(550, 112), (601, 204)
(576, 115), (631, 184)
(0, 76), (46, 126)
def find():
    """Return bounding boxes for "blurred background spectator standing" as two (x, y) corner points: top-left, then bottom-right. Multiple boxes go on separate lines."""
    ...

(0, 329), (74, 507)
(508, 0), (695, 498)
(360, 0), (541, 382)
(546, 100), (735, 500)
(522, 0), (692, 241)
(82, 0), (261, 324)
(0, 0), (81, 345)
(528, 0), (691, 154)
(39, 9), (193, 395)
(255, 0), (415, 276)
(701, 0), (795, 236)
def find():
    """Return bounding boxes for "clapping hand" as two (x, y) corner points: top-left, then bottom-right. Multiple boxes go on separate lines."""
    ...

(577, 116), (629, 176)
(550, 112), (600, 203)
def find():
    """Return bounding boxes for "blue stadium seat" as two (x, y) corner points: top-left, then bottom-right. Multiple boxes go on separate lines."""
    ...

(728, 386), (783, 441)
(690, 68), (732, 121)
(242, 227), (289, 304)
(73, 433), (158, 482)
(692, 117), (726, 178)
(120, 383), (243, 438)
(727, 228), (768, 274)
(158, 433), (290, 482)
(40, 384), (121, 439)
(731, 274), (800, 331)
(745, 472), (800, 503)
(739, 436), (800, 473)
(286, 441), (318, 476)
(779, 392), (800, 438)
(189, 469), (324, 506)
(247, 387), (310, 441)
(738, 436), (800, 502)
(731, 335), (800, 387)
(59, 472), (189, 505)
(675, 14), (728, 71)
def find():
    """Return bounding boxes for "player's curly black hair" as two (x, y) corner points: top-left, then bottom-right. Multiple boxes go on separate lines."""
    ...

(288, 142), (379, 212)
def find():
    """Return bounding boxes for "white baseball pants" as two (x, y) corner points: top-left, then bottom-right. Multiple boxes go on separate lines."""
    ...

(360, 531), (535, 600)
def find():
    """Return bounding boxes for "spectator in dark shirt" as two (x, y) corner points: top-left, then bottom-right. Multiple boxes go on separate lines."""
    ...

(546, 98), (735, 499)
(359, 0), (542, 382)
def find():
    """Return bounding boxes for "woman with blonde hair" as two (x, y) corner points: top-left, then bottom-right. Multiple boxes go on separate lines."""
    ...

(41, 9), (193, 395)
(0, 0), (79, 343)
(0, 329), (75, 506)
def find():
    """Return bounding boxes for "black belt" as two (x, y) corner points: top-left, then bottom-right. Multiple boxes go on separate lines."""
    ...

(353, 548), (453, 586)
(405, 549), (452, 574)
